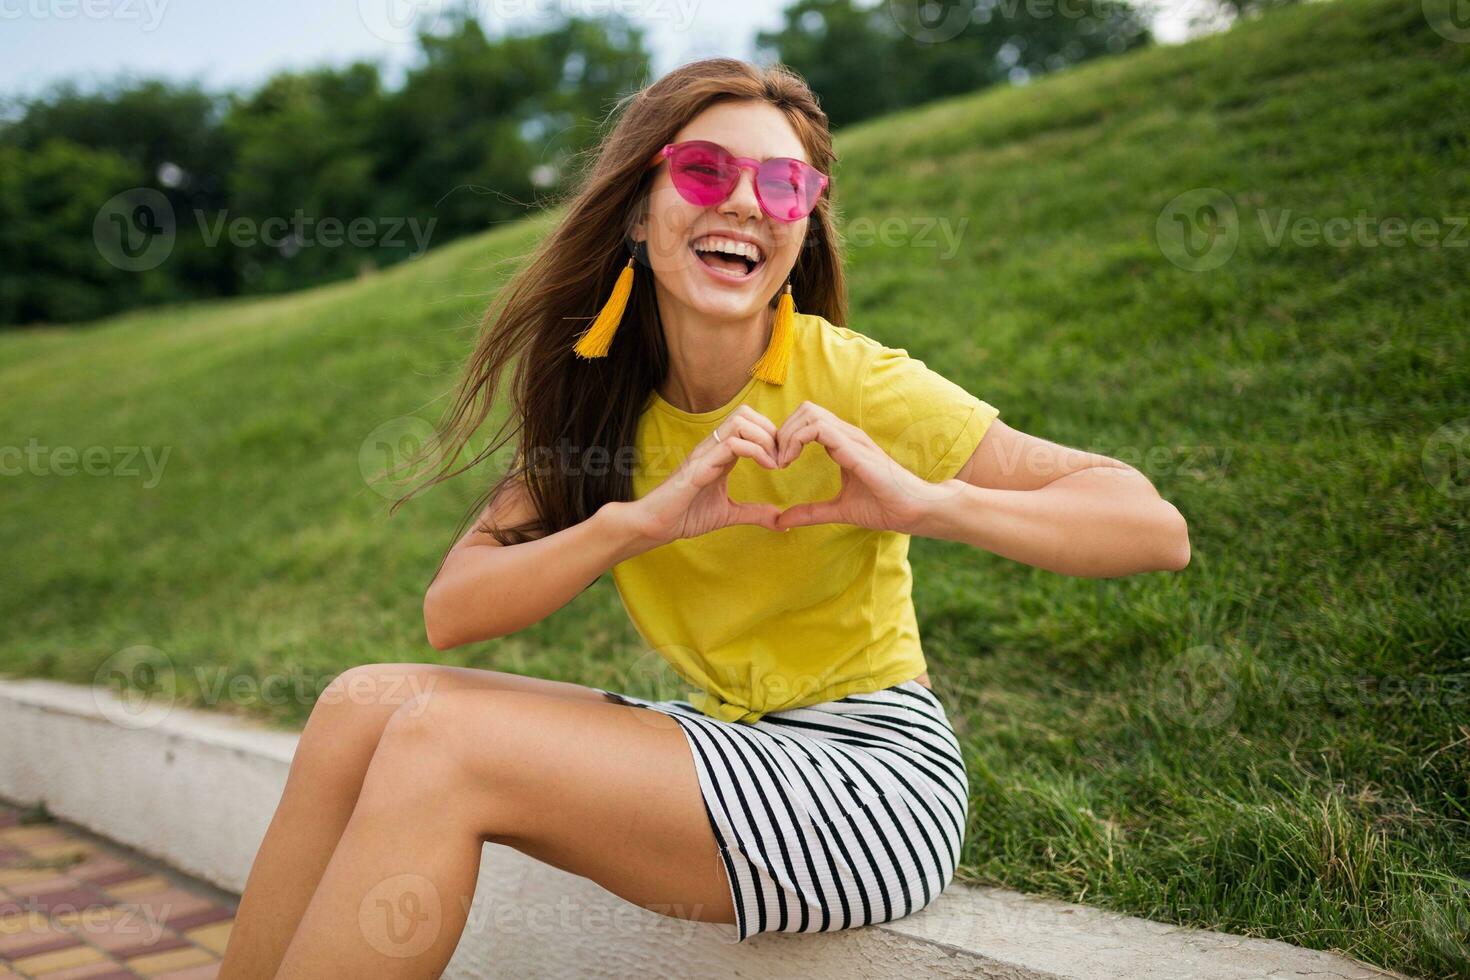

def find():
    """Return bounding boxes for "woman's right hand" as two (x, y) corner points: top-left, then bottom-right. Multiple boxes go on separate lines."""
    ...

(622, 404), (785, 547)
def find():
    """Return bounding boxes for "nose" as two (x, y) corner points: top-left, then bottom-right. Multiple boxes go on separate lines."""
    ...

(717, 163), (763, 224)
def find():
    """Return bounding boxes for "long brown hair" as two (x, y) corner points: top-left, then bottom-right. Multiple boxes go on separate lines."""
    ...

(392, 57), (847, 581)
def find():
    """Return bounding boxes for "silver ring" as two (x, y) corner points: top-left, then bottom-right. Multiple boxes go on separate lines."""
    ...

(712, 427), (723, 443)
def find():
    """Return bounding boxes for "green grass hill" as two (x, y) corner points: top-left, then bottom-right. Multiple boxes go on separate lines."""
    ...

(2, 0), (1466, 973)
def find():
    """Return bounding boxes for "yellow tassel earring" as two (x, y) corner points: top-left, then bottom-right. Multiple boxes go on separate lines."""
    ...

(749, 279), (796, 385)
(573, 254), (635, 359)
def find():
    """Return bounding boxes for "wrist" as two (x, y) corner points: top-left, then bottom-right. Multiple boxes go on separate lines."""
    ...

(594, 499), (663, 563)
(906, 478), (976, 540)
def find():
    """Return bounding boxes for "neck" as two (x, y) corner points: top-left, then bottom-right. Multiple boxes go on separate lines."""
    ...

(654, 294), (772, 414)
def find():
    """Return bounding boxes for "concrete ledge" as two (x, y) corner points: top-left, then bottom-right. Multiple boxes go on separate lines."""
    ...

(0, 677), (1406, 978)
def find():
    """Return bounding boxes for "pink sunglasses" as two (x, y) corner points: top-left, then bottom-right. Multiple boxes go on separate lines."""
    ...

(655, 139), (829, 222)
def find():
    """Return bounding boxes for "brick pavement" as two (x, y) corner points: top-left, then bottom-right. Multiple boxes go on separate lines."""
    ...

(0, 801), (237, 978)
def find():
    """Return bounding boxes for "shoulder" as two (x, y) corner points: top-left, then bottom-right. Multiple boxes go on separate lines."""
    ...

(797, 311), (888, 361)
(793, 312), (893, 388)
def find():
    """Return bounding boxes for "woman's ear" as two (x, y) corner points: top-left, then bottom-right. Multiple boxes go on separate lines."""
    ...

(626, 196), (652, 263)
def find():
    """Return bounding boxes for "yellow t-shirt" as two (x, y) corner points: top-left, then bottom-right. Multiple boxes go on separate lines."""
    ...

(611, 312), (1000, 724)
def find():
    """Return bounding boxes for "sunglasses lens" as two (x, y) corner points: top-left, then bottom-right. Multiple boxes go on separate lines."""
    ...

(665, 141), (826, 221)
(757, 159), (825, 221)
(669, 142), (734, 207)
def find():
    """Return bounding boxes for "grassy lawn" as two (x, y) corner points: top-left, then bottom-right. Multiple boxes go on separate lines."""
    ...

(2, 0), (1466, 973)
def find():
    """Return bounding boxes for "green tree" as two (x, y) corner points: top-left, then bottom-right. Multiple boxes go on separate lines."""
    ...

(757, 0), (1152, 129)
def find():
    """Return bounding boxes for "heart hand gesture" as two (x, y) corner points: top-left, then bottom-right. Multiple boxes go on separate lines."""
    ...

(770, 400), (935, 534)
(622, 400), (937, 549)
(623, 404), (785, 547)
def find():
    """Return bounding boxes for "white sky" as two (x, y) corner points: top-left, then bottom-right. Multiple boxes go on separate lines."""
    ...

(0, 0), (1202, 101)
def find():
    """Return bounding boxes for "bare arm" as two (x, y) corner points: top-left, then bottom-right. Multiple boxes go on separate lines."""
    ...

(424, 404), (790, 649)
(911, 418), (1191, 577)
(422, 481), (651, 651)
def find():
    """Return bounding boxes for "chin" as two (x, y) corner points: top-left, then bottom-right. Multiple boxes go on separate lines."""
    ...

(683, 287), (769, 322)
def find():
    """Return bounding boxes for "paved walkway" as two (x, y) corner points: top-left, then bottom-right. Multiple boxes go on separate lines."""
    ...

(0, 801), (236, 978)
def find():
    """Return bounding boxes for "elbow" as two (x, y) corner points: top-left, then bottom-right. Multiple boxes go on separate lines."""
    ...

(423, 587), (458, 652)
(1160, 503), (1191, 571)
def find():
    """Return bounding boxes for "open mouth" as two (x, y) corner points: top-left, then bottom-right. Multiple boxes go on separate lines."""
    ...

(690, 239), (765, 280)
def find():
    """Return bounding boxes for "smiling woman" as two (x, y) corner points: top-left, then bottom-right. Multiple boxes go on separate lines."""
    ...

(603, 310), (999, 725)
(222, 55), (1186, 978)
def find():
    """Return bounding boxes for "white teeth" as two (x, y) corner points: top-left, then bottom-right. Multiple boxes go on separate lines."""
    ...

(692, 236), (764, 265)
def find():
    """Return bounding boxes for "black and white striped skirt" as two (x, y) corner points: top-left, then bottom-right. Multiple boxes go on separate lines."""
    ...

(593, 677), (970, 943)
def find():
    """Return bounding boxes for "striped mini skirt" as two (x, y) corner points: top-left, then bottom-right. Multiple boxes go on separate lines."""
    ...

(593, 677), (970, 944)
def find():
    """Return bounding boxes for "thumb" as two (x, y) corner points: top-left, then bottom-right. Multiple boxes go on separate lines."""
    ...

(776, 499), (842, 530)
(727, 501), (784, 532)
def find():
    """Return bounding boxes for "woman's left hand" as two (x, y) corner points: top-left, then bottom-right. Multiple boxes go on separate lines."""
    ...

(772, 401), (944, 534)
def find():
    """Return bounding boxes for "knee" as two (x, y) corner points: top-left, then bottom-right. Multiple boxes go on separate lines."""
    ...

(304, 664), (433, 735)
(356, 689), (526, 838)
(291, 664), (437, 777)
(357, 691), (473, 805)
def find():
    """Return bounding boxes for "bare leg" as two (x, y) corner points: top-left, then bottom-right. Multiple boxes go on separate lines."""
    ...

(217, 664), (612, 980)
(273, 687), (735, 977)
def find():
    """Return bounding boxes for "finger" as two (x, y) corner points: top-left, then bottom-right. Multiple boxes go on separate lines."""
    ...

(721, 417), (778, 464)
(678, 435), (766, 491)
(774, 404), (812, 464)
(730, 404), (780, 442)
(726, 500), (784, 532)
(778, 418), (826, 468)
(707, 435), (778, 474)
(789, 417), (871, 476)
(776, 498), (845, 529)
